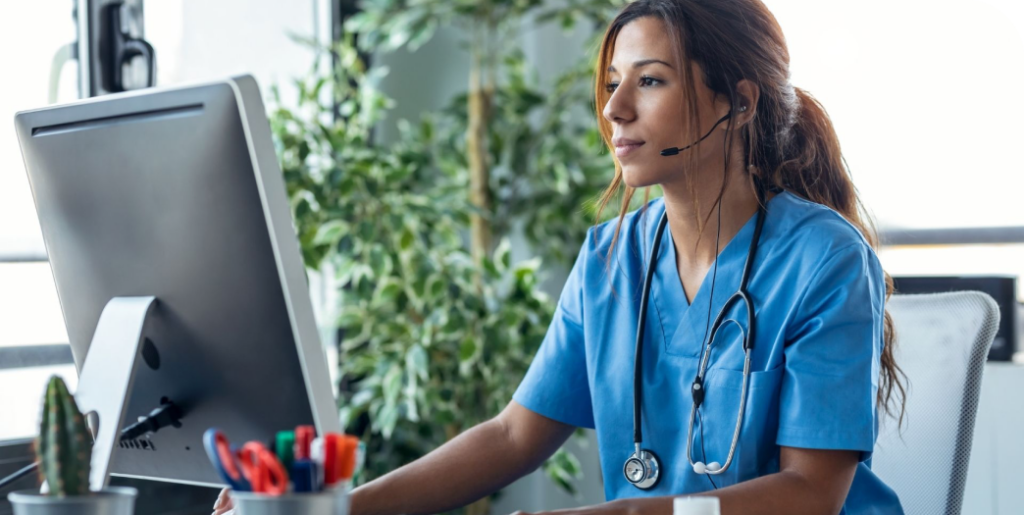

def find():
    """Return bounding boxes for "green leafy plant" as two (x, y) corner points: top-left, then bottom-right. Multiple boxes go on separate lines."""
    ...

(271, 36), (560, 492)
(270, 1), (632, 511)
(345, 0), (628, 265)
(35, 375), (92, 497)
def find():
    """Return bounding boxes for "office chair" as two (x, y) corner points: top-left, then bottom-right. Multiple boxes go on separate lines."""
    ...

(872, 291), (999, 515)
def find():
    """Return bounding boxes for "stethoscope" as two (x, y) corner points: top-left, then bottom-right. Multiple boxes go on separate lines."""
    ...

(623, 199), (767, 490)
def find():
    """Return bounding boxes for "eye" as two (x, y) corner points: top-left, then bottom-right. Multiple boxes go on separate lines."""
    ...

(605, 75), (662, 93)
(639, 75), (661, 87)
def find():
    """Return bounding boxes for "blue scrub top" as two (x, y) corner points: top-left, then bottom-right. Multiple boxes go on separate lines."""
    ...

(513, 191), (904, 514)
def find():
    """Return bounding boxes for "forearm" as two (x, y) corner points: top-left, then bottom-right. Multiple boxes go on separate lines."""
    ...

(616, 470), (845, 515)
(350, 418), (539, 515)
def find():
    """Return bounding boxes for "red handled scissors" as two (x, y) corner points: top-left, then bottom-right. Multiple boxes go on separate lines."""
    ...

(203, 428), (288, 496)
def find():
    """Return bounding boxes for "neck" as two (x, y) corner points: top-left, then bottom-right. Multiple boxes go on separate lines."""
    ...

(660, 163), (765, 270)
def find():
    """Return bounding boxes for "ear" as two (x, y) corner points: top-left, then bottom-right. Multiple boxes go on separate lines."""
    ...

(730, 79), (760, 128)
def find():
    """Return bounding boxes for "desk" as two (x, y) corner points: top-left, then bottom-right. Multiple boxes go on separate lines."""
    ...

(962, 363), (1024, 514)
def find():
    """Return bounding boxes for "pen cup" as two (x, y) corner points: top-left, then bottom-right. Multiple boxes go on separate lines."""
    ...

(230, 486), (349, 515)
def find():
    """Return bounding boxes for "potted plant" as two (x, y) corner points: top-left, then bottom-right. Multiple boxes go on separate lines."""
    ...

(6, 376), (137, 515)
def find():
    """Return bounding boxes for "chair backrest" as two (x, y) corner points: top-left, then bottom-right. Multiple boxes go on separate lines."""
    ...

(872, 291), (1000, 515)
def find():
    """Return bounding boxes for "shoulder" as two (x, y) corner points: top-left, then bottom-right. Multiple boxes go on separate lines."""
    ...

(561, 198), (661, 308)
(583, 197), (664, 265)
(769, 190), (877, 263)
(767, 191), (885, 305)
(557, 199), (660, 322)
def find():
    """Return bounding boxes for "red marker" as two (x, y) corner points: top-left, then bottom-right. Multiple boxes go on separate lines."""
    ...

(294, 425), (315, 461)
(322, 433), (342, 486)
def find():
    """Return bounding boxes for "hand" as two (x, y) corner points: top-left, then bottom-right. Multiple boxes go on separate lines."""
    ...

(211, 488), (234, 515)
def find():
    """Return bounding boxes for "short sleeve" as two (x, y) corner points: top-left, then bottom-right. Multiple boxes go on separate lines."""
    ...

(512, 230), (595, 429)
(777, 243), (885, 459)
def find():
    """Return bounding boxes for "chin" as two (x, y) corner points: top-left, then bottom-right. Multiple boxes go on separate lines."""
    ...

(620, 163), (666, 189)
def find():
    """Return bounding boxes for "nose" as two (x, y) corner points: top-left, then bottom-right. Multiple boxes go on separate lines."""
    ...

(602, 86), (635, 124)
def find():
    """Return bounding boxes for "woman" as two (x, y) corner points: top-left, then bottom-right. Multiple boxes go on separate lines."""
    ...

(215, 1), (906, 513)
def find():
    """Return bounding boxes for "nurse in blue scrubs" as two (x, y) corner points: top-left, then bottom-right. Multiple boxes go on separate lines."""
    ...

(505, 1), (907, 511)
(506, 0), (906, 510)
(213, 1), (907, 515)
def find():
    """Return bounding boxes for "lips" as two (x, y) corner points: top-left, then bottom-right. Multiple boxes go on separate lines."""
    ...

(612, 137), (644, 147)
(613, 138), (645, 158)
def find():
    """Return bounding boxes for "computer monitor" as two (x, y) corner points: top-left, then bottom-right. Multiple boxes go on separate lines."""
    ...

(13, 75), (340, 487)
(892, 275), (1018, 361)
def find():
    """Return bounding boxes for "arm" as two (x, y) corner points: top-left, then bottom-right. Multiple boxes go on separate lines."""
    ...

(351, 400), (576, 515)
(522, 447), (859, 515)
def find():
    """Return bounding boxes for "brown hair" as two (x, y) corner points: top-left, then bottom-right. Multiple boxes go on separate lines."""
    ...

(592, 0), (906, 424)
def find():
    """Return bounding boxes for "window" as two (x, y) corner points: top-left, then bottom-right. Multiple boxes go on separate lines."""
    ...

(767, 0), (1024, 229)
(0, 1), (79, 442)
(144, 0), (325, 106)
(0, 0), (77, 257)
(765, 0), (1024, 290)
(0, 365), (78, 441)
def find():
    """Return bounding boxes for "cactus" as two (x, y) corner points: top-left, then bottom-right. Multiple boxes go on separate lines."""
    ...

(34, 375), (92, 497)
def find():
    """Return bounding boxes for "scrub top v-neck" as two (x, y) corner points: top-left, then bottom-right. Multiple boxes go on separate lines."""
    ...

(513, 191), (905, 514)
(651, 204), (761, 357)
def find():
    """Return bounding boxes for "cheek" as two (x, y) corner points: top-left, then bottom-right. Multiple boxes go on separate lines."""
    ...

(638, 93), (687, 143)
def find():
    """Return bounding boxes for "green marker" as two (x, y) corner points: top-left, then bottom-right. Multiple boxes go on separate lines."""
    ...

(276, 430), (296, 471)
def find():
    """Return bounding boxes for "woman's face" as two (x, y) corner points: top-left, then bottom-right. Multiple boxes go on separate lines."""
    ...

(602, 17), (729, 189)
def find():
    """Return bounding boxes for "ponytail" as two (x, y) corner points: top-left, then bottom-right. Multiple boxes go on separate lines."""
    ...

(769, 86), (907, 426)
(772, 88), (855, 215)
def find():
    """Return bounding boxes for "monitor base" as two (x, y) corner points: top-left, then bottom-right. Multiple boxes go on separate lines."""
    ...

(74, 296), (157, 491)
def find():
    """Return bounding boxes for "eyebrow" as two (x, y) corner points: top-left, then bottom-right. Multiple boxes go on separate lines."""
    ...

(607, 59), (674, 73)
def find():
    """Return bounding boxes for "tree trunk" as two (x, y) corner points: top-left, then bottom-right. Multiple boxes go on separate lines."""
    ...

(467, 35), (493, 269)
(464, 25), (495, 514)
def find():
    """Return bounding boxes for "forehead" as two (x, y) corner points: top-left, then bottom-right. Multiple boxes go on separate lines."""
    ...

(609, 17), (678, 71)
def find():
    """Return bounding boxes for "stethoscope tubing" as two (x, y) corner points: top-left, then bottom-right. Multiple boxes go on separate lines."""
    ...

(634, 213), (670, 444)
(632, 203), (766, 478)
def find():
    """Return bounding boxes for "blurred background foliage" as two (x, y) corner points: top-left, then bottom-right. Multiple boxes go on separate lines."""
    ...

(269, 0), (644, 511)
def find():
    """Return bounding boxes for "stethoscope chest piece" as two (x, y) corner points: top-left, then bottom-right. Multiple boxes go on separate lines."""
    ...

(623, 448), (661, 490)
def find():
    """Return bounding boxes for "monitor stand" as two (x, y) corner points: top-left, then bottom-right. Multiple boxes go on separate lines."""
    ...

(73, 296), (157, 491)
